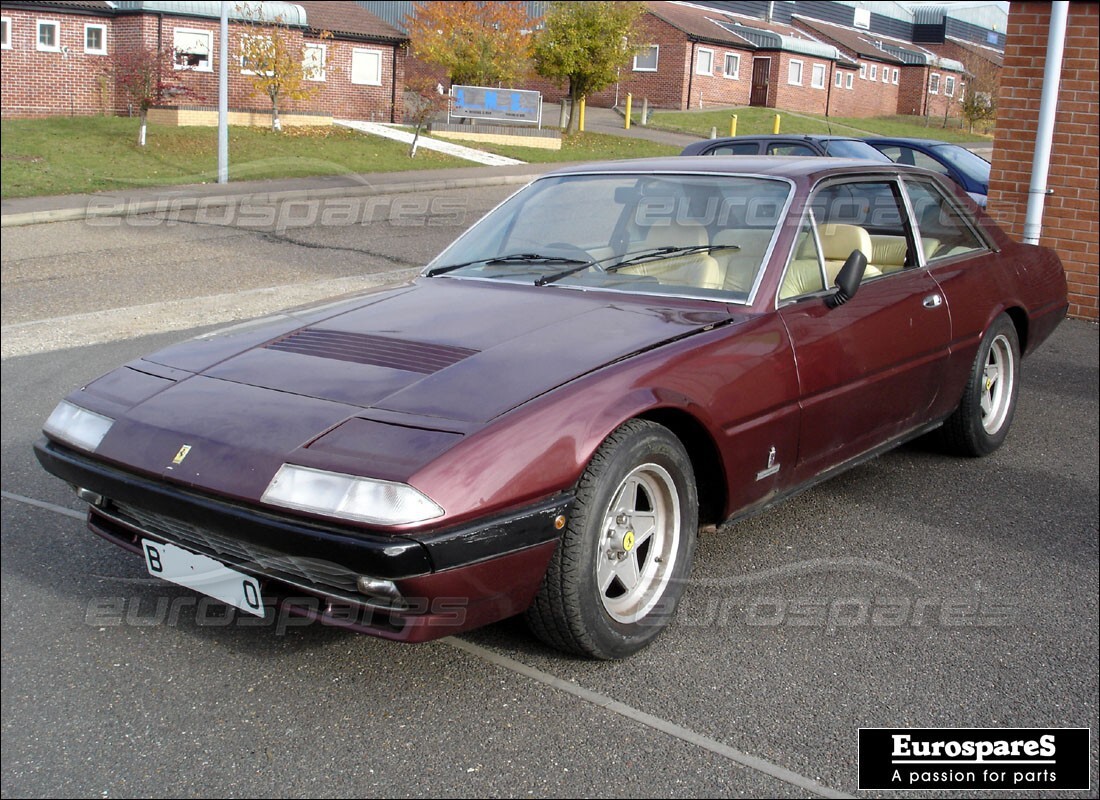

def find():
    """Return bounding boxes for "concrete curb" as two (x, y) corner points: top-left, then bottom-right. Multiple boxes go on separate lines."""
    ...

(0, 172), (544, 228)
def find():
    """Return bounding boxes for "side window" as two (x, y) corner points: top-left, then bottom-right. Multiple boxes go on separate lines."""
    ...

(780, 215), (826, 301)
(768, 143), (815, 156)
(707, 142), (759, 156)
(807, 180), (915, 280)
(904, 179), (987, 261)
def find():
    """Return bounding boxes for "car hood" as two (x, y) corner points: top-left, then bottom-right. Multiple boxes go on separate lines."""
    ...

(77, 279), (732, 499)
(144, 278), (731, 424)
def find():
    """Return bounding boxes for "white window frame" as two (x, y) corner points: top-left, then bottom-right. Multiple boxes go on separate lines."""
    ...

(834, 70), (843, 88)
(845, 72), (854, 89)
(788, 58), (803, 86)
(351, 47), (383, 86)
(869, 64), (878, 81)
(882, 67), (890, 83)
(811, 63), (826, 89)
(36, 19), (60, 52)
(303, 42), (326, 81)
(853, 7), (871, 29)
(1, 17), (12, 50)
(633, 44), (658, 72)
(174, 27), (213, 72)
(928, 73), (940, 94)
(84, 23), (107, 55)
(892, 68), (899, 84)
(859, 62), (867, 80)
(723, 52), (740, 79)
(944, 75), (956, 96)
(695, 47), (714, 76)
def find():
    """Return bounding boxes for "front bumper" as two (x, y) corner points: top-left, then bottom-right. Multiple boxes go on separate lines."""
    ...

(34, 438), (571, 641)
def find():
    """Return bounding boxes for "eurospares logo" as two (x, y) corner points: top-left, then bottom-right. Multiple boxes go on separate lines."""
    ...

(858, 728), (1090, 791)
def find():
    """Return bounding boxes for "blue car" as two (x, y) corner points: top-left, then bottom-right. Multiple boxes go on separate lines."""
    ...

(866, 138), (991, 207)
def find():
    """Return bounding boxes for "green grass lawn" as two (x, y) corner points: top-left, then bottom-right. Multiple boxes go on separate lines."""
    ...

(1, 117), (472, 198)
(644, 106), (993, 142)
(1, 117), (678, 198)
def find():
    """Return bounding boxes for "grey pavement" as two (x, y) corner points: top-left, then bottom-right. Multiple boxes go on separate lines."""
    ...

(0, 162), (560, 228)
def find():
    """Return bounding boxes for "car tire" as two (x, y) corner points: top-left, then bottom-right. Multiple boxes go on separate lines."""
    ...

(525, 419), (698, 659)
(939, 313), (1020, 457)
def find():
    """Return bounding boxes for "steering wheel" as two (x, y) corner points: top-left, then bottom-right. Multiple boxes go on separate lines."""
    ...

(547, 242), (603, 271)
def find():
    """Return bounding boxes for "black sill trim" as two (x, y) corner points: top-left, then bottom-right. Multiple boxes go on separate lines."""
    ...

(35, 438), (572, 578)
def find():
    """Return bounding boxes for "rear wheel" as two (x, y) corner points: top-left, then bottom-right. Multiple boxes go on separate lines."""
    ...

(526, 420), (698, 659)
(939, 313), (1020, 456)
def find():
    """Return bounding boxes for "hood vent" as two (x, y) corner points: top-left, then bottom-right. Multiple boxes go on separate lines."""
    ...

(266, 329), (479, 374)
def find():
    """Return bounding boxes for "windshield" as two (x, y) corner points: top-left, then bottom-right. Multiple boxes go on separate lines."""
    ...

(820, 139), (892, 162)
(426, 173), (792, 303)
(931, 144), (991, 186)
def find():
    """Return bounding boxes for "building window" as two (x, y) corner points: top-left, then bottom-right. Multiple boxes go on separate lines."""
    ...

(1, 17), (11, 50)
(835, 71), (843, 88)
(928, 73), (940, 94)
(723, 52), (740, 79)
(811, 63), (826, 89)
(633, 45), (658, 72)
(239, 35), (275, 75)
(36, 20), (60, 52)
(84, 23), (106, 55)
(859, 62), (867, 80)
(892, 68), (899, 84)
(174, 28), (212, 71)
(788, 59), (803, 86)
(853, 7), (871, 29)
(303, 42), (326, 81)
(845, 72), (854, 89)
(944, 75), (956, 96)
(695, 48), (714, 75)
(869, 64), (878, 81)
(882, 67), (890, 83)
(351, 47), (383, 86)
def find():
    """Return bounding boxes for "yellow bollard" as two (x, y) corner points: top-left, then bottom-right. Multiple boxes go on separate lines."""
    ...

(625, 93), (632, 130)
(579, 96), (586, 132)
(729, 114), (737, 137)
(773, 113), (781, 134)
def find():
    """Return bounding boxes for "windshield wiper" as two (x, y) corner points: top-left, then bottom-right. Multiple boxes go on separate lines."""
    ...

(604, 244), (740, 272)
(426, 253), (590, 277)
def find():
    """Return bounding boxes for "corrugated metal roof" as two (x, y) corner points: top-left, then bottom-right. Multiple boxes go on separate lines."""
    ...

(113, 1), (309, 26)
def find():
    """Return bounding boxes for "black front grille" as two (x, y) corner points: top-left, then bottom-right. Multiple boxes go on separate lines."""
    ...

(104, 501), (374, 601)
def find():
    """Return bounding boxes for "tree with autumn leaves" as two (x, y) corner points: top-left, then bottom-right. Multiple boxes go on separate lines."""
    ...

(109, 44), (197, 147)
(407, 1), (533, 88)
(534, 2), (647, 132)
(238, 13), (332, 133)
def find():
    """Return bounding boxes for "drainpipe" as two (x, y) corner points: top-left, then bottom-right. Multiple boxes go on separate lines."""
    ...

(686, 40), (696, 112)
(390, 42), (399, 123)
(1022, 1), (1068, 245)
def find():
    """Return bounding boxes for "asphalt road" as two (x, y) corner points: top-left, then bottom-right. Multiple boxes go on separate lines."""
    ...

(2, 187), (1097, 798)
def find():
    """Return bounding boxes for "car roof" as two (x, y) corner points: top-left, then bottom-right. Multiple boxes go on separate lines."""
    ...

(547, 155), (929, 181)
(865, 137), (953, 147)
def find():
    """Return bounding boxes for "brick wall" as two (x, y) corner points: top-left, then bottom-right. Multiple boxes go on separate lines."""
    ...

(768, 51), (829, 114)
(1, 7), (403, 122)
(0, 9), (115, 117)
(987, 1), (1099, 320)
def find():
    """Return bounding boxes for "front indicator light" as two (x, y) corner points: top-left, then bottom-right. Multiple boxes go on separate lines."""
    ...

(262, 464), (444, 526)
(43, 401), (114, 453)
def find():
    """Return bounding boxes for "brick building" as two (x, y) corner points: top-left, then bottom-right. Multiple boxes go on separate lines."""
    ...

(0, 0), (407, 122)
(986, 2), (1099, 321)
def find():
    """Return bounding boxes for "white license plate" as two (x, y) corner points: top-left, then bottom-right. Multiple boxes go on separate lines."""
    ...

(142, 539), (265, 617)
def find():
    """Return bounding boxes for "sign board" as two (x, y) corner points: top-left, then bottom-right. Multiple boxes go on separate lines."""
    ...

(450, 85), (541, 126)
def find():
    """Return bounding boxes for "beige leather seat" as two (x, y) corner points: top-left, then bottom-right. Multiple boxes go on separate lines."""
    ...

(712, 228), (774, 294)
(618, 221), (723, 290)
(780, 223), (880, 300)
(869, 234), (942, 272)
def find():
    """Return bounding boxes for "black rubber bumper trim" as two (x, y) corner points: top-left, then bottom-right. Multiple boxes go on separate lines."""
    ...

(34, 438), (572, 577)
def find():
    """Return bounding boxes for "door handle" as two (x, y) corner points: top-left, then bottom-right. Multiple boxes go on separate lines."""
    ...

(923, 293), (943, 309)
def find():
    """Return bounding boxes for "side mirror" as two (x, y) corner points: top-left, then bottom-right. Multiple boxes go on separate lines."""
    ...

(825, 249), (868, 308)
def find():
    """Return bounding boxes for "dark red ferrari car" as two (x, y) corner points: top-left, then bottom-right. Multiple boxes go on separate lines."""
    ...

(36, 157), (1067, 659)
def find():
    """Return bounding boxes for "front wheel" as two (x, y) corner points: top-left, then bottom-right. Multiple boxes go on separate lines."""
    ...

(525, 420), (698, 659)
(939, 313), (1020, 456)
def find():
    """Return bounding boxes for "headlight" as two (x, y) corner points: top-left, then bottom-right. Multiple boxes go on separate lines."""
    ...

(261, 464), (444, 526)
(43, 401), (114, 452)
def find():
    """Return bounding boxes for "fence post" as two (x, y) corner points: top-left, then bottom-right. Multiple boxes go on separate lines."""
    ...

(730, 114), (737, 137)
(625, 93), (632, 129)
